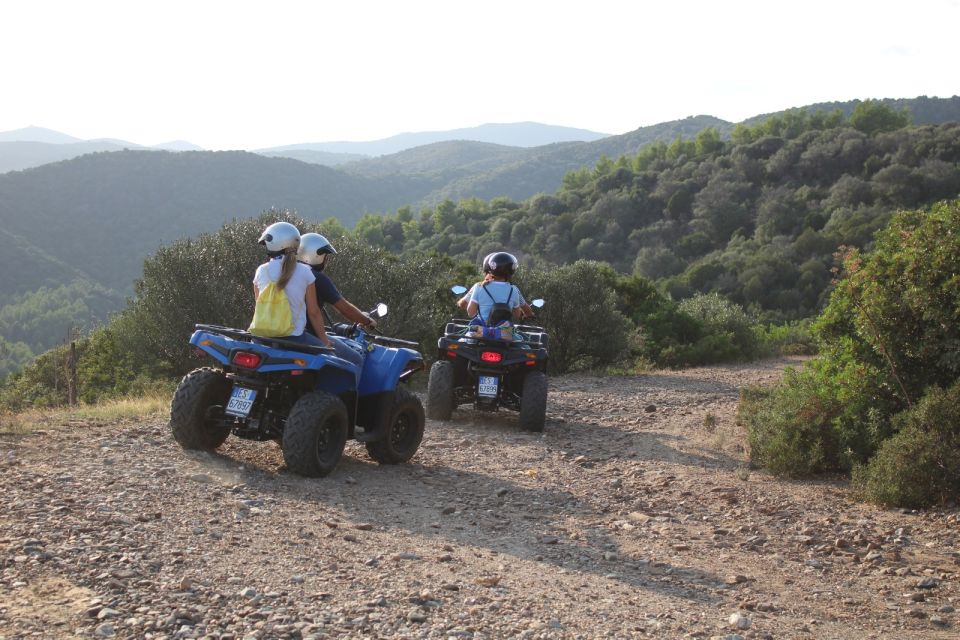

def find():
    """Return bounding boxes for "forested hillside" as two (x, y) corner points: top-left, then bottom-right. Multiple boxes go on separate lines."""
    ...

(0, 150), (430, 293)
(742, 95), (960, 127)
(0, 140), (137, 173)
(345, 116), (733, 206)
(352, 104), (960, 320)
(3, 98), (959, 378)
(0, 150), (425, 370)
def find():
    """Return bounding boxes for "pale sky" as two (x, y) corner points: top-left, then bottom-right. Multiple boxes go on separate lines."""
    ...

(1, 0), (957, 150)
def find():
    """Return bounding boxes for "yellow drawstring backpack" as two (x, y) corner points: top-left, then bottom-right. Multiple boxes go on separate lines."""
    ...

(249, 270), (295, 337)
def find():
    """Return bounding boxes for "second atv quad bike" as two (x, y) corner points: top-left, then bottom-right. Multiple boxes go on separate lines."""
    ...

(426, 286), (548, 431)
(169, 303), (426, 477)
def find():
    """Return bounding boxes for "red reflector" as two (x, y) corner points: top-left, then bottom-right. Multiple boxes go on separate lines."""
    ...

(447, 351), (457, 358)
(232, 351), (262, 369)
(526, 360), (536, 366)
(481, 351), (503, 363)
(290, 370), (304, 376)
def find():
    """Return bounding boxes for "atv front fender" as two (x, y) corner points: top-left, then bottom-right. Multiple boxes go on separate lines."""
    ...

(359, 345), (423, 395)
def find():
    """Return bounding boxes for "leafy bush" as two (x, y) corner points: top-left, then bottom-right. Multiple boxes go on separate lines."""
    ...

(827, 200), (960, 402)
(755, 319), (816, 356)
(740, 366), (839, 476)
(0, 344), (69, 410)
(743, 199), (960, 503)
(516, 260), (632, 373)
(853, 383), (960, 507)
(678, 293), (758, 359)
(741, 354), (894, 476)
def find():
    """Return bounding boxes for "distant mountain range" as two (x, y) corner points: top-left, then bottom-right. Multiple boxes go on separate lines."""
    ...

(0, 122), (610, 173)
(0, 126), (205, 172)
(255, 122), (610, 157)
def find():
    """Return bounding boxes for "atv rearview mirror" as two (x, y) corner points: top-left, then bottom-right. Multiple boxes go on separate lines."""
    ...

(531, 299), (545, 308)
(373, 303), (388, 318)
(451, 285), (468, 295)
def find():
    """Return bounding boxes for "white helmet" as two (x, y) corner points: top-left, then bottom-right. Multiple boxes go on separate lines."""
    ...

(258, 222), (300, 253)
(297, 233), (337, 266)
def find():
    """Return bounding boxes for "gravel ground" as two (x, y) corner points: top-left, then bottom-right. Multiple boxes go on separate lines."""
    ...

(2, 357), (958, 639)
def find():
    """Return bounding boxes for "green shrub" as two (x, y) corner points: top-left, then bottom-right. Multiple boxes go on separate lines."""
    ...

(826, 200), (960, 404)
(742, 199), (960, 485)
(675, 293), (759, 364)
(755, 319), (816, 356)
(517, 260), (632, 373)
(741, 351), (896, 476)
(853, 383), (960, 508)
(741, 366), (839, 476)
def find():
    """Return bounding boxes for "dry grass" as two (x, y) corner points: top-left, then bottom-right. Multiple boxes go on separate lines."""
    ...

(0, 393), (169, 435)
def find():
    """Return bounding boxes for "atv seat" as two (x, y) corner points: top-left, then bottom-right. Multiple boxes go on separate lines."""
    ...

(195, 323), (334, 355)
(250, 336), (334, 355)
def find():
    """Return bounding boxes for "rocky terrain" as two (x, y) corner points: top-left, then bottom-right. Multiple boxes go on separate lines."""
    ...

(1, 357), (958, 639)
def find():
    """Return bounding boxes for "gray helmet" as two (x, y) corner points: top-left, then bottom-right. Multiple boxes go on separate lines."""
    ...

(297, 233), (337, 266)
(258, 222), (300, 253)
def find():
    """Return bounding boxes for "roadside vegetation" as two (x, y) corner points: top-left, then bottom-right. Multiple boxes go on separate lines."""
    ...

(739, 199), (960, 508)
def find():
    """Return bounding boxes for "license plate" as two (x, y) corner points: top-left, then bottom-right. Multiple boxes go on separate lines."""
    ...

(225, 386), (257, 417)
(478, 376), (499, 397)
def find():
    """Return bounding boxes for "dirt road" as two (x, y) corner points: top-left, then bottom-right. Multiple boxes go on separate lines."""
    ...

(2, 358), (957, 639)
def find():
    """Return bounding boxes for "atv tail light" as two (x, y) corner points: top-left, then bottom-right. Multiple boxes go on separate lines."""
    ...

(290, 370), (304, 376)
(481, 351), (503, 363)
(526, 360), (536, 366)
(231, 351), (262, 369)
(447, 351), (457, 358)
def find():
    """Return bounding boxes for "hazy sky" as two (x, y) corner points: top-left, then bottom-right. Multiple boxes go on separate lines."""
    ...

(2, 0), (957, 150)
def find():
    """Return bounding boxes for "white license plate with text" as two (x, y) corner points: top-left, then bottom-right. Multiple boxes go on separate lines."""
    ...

(478, 376), (499, 397)
(225, 386), (257, 417)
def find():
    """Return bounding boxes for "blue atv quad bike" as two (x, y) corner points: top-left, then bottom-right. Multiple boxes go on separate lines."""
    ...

(425, 286), (548, 432)
(169, 304), (426, 477)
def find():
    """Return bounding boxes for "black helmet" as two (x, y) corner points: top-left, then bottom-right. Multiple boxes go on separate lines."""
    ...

(482, 252), (518, 279)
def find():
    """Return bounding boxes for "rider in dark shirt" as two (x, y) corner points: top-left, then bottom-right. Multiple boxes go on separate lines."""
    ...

(297, 233), (374, 370)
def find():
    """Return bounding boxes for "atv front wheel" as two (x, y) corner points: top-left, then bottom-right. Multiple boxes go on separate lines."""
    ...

(519, 371), (548, 433)
(282, 391), (348, 477)
(366, 388), (425, 464)
(169, 367), (232, 451)
(425, 361), (455, 420)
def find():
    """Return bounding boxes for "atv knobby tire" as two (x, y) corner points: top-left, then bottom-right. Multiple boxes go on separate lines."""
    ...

(282, 391), (348, 477)
(519, 371), (548, 432)
(169, 367), (232, 451)
(425, 360), (455, 420)
(366, 388), (425, 464)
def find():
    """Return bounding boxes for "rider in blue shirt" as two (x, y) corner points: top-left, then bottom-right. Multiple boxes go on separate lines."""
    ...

(464, 252), (534, 326)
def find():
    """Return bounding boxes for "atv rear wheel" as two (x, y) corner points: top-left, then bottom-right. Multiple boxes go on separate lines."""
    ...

(519, 371), (548, 432)
(169, 367), (232, 451)
(426, 360), (455, 420)
(366, 388), (425, 464)
(282, 391), (348, 477)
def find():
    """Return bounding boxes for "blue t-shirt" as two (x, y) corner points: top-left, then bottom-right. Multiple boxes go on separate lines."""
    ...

(468, 281), (522, 325)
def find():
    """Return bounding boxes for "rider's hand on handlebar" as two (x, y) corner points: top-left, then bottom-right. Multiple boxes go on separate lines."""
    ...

(362, 313), (377, 330)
